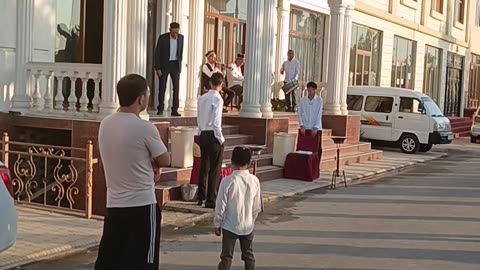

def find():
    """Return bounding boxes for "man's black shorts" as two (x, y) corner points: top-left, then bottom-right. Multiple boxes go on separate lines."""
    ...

(95, 204), (161, 270)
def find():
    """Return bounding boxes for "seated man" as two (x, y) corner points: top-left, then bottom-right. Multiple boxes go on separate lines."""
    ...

(227, 53), (245, 109)
(202, 50), (235, 113)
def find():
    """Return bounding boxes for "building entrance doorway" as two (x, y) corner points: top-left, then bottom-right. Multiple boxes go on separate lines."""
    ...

(444, 53), (464, 117)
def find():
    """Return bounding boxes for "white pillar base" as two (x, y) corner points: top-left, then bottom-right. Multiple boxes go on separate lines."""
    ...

(11, 96), (32, 113)
(261, 104), (274, 118)
(184, 98), (197, 113)
(239, 104), (263, 118)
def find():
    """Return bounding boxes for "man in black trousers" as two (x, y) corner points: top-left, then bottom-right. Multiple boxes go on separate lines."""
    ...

(197, 73), (225, 208)
(155, 22), (184, 116)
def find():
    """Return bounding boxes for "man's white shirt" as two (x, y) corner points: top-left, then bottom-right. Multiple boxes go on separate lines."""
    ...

(228, 62), (244, 87)
(298, 95), (323, 130)
(214, 170), (262, 235)
(202, 63), (225, 78)
(281, 58), (301, 83)
(197, 90), (225, 144)
(169, 37), (178, 61)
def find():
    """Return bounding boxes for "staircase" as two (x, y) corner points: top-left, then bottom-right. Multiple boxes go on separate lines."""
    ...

(287, 115), (382, 171)
(448, 117), (472, 138)
(154, 123), (283, 205)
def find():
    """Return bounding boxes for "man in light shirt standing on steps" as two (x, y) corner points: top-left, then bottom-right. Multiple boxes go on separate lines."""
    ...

(95, 74), (171, 270)
(214, 147), (262, 270)
(197, 72), (226, 209)
(297, 81), (324, 160)
(280, 49), (301, 112)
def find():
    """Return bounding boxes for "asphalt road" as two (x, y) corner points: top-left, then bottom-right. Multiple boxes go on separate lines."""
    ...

(16, 142), (480, 270)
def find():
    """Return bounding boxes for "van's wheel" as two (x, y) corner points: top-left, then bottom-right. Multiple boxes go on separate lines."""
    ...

(400, 134), (420, 154)
(419, 143), (433, 152)
(471, 135), (477, 143)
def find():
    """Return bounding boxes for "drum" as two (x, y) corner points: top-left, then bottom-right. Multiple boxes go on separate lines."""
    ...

(282, 80), (299, 94)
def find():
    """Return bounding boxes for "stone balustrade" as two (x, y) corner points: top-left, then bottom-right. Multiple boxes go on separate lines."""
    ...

(25, 62), (103, 118)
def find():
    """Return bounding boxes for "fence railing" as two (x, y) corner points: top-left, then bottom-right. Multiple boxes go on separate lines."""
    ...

(1, 133), (98, 219)
(25, 62), (102, 117)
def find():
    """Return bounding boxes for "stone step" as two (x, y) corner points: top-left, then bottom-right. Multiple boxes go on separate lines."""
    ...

(319, 149), (383, 171)
(159, 154), (273, 182)
(155, 164), (283, 205)
(321, 143), (372, 159)
(454, 131), (471, 138)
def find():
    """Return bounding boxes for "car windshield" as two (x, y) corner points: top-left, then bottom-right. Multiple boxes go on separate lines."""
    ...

(421, 97), (443, 117)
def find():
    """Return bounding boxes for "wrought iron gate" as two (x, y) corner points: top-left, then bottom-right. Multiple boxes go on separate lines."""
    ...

(444, 53), (464, 117)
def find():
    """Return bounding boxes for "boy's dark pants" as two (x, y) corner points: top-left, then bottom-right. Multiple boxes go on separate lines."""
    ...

(218, 229), (255, 270)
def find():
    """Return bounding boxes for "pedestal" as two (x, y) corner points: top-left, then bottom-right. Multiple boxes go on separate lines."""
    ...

(322, 115), (360, 144)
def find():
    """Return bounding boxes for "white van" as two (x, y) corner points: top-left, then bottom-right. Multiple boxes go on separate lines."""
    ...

(347, 86), (453, 154)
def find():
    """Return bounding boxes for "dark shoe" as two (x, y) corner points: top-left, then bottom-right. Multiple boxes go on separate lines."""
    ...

(197, 200), (203, 206)
(156, 111), (164, 116)
(223, 109), (228, 113)
(171, 112), (181, 117)
(205, 201), (215, 209)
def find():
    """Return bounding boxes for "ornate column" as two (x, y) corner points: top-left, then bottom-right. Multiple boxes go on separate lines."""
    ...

(11, 0), (34, 113)
(274, 0), (291, 100)
(184, 0), (205, 114)
(239, 0), (264, 118)
(99, 0), (128, 115)
(260, 0), (276, 118)
(322, 0), (360, 145)
(126, 0), (148, 75)
(324, 0), (348, 115)
(340, 1), (355, 115)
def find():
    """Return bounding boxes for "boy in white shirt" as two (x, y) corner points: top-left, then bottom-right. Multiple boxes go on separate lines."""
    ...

(214, 147), (262, 270)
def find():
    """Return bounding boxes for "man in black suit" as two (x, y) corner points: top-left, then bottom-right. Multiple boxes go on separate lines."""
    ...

(155, 22), (184, 117)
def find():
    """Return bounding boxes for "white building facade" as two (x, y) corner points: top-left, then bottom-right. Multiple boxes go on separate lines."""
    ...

(0, 0), (479, 119)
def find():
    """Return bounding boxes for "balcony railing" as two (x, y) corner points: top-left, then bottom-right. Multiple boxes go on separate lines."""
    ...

(25, 62), (102, 118)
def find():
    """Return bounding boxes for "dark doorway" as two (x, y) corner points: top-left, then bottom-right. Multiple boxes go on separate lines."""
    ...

(444, 53), (464, 117)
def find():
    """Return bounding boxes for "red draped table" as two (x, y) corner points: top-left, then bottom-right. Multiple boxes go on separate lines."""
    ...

(283, 130), (321, 181)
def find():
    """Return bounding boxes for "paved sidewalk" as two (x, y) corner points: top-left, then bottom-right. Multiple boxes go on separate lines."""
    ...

(0, 150), (446, 270)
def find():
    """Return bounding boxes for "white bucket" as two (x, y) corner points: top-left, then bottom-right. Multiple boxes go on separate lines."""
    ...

(181, 184), (198, 202)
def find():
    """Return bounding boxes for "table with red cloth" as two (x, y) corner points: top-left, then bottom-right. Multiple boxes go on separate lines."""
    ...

(189, 135), (232, 187)
(283, 129), (321, 181)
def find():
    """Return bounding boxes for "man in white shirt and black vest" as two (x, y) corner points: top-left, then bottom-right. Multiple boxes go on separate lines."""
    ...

(298, 81), (324, 159)
(197, 73), (226, 208)
(202, 50), (235, 113)
(214, 146), (261, 270)
(227, 53), (245, 109)
(280, 49), (301, 112)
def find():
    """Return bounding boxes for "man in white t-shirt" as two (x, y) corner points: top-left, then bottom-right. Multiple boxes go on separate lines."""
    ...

(95, 74), (170, 270)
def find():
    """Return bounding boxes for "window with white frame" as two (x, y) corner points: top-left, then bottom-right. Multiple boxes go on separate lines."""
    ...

(423, 45), (442, 104)
(391, 36), (416, 89)
(432, 0), (444, 13)
(455, 0), (465, 24)
(476, 0), (480, 26)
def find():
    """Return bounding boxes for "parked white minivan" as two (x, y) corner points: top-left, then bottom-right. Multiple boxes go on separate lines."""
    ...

(347, 86), (453, 154)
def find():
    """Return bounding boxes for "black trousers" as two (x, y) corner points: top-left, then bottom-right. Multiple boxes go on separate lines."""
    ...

(223, 87), (235, 108)
(95, 204), (161, 270)
(218, 229), (255, 270)
(284, 82), (297, 111)
(198, 131), (224, 203)
(158, 60), (180, 113)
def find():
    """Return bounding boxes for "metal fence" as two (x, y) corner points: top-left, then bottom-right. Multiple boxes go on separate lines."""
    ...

(1, 132), (97, 219)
